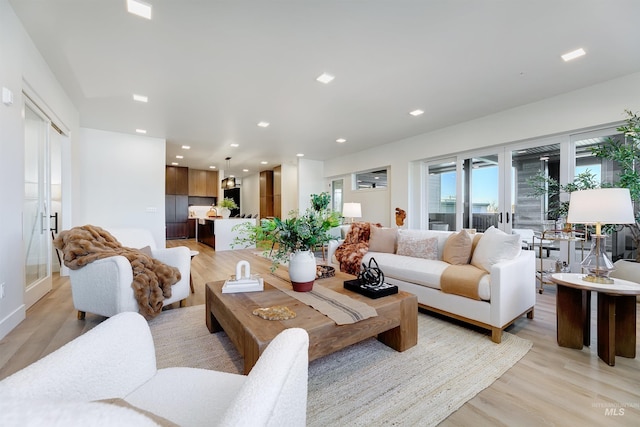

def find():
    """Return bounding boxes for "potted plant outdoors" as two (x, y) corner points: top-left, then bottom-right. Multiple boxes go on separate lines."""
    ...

(218, 197), (238, 219)
(528, 110), (640, 262)
(234, 195), (341, 291)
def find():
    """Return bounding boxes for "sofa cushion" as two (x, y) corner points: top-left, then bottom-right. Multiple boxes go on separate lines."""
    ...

(397, 234), (438, 260)
(471, 226), (521, 273)
(368, 227), (397, 253)
(364, 252), (449, 289)
(442, 230), (472, 265)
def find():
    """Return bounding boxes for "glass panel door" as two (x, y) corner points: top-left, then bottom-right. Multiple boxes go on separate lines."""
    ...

(23, 101), (52, 308)
(464, 154), (503, 232)
(427, 160), (456, 231)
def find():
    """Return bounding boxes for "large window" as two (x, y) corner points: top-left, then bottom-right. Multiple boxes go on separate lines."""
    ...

(354, 168), (387, 190)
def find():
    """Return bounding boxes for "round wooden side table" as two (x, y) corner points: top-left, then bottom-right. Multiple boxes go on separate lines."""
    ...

(550, 272), (640, 366)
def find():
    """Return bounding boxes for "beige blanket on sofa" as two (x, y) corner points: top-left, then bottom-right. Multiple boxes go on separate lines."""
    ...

(53, 225), (181, 319)
(440, 264), (487, 301)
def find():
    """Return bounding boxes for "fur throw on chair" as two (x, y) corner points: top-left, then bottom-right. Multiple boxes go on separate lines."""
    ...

(334, 222), (381, 276)
(53, 225), (181, 319)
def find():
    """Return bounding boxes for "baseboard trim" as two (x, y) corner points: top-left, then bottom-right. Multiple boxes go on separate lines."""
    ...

(0, 304), (26, 340)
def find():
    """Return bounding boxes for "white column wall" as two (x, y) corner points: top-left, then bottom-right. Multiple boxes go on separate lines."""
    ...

(75, 128), (166, 247)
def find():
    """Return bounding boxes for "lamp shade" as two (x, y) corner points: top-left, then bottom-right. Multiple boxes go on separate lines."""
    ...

(566, 188), (635, 225)
(342, 202), (362, 218)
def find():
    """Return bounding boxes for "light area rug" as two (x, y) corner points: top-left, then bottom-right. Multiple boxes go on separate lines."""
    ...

(148, 305), (532, 426)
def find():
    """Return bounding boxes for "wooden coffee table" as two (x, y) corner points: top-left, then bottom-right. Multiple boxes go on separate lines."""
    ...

(205, 252), (418, 374)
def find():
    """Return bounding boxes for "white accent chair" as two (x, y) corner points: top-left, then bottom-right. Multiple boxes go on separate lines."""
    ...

(69, 228), (191, 319)
(0, 312), (310, 426)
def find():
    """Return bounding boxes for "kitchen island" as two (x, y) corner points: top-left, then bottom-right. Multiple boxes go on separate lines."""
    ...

(196, 217), (257, 251)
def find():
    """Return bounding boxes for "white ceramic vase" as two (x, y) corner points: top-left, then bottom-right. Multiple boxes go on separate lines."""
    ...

(288, 250), (316, 292)
(220, 207), (231, 219)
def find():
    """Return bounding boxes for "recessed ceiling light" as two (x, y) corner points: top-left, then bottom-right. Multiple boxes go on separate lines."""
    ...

(336, 138), (346, 143)
(243, 169), (249, 172)
(257, 121), (270, 128)
(561, 48), (586, 62)
(133, 94), (148, 103)
(316, 73), (335, 84)
(296, 153), (304, 157)
(171, 162), (179, 166)
(409, 109), (424, 117)
(230, 143), (239, 147)
(176, 155), (183, 159)
(127, 0), (152, 20)
(181, 145), (191, 149)
(260, 161), (268, 165)
(209, 165), (216, 169)
(136, 129), (147, 134)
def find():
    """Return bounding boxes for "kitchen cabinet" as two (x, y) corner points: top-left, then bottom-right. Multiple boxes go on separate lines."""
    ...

(188, 169), (218, 197)
(260, 170), (274, 218)
(165, 194), (189, 239)
(166, 166), (189, 195)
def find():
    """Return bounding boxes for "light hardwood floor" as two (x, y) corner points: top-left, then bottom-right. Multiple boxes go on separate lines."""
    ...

(1, 239), (639, 425)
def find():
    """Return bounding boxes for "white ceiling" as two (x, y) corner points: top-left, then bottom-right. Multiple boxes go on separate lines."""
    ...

(10, 0), (640, 176)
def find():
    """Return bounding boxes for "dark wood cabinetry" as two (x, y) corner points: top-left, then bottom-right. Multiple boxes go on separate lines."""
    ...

(166, 166), (189, 195)
(166, 166), (189, 239)
(188, 169), (218, 197)
(273, 166), (282, 219)
(260, 170), (274, 219)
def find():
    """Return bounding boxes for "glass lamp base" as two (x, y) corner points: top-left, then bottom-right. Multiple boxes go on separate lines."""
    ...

(581, 274), (614, 284)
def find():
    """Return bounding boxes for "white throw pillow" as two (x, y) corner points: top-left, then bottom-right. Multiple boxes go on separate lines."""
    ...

(470, 226), (521, 272)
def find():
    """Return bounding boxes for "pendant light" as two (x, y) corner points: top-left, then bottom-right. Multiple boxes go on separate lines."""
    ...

(221, 157), (236, 189)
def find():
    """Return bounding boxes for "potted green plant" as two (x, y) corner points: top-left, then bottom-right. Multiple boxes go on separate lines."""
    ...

(234, 194), (341, 291)
(217, 197), (238, 219)
(528, 110), (640, 261)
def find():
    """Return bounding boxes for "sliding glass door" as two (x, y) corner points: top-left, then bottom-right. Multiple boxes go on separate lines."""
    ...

(23, 100), (52, 308)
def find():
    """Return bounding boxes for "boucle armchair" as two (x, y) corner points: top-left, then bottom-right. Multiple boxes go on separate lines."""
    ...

(0, 312), (310, 426)
(68, 228), (191, 319)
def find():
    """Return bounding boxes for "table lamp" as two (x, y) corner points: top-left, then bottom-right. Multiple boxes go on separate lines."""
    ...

(566, 188), (635, 284)
(342, 202), (362, 223)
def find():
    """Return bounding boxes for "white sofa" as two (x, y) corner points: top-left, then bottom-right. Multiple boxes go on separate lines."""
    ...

(0, 312), (309, 426)
(68, 228), (191, 319)
(328, 227), (536, 343)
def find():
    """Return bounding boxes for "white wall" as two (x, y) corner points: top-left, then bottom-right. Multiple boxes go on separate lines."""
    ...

(75, 128), (166, 246)
(324, 72), (640, 229)
(281, 163), (298, 216)
(297, 159), (323, 212)
(240, 173), (260, 217)
(0, 0), (79, 339)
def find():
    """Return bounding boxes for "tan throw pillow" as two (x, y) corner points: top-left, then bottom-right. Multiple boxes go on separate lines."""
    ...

(397, 234), (438, 260)
(442, 229), (473, 265)
(471, 226), (522, 273)
(139, 245), (153, 257)
(368, 227), (397, 253)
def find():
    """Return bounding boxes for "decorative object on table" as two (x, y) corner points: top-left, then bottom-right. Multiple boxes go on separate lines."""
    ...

(395, 207), (406, 227)
(342, 202), (362, 223)
(252, 305), (297, 320)
(566, 188), (635, 284)
(344, 257), (398, 298)
(316, 264), (335, 279)
(217, 197), (238, 219)
(222, 260), (264, 293)
(206, 205), (220, 218)
(233, 193), (341, 292)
